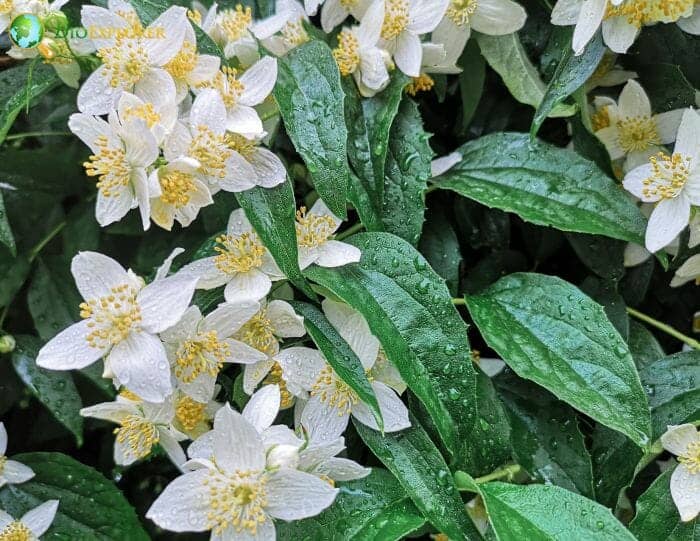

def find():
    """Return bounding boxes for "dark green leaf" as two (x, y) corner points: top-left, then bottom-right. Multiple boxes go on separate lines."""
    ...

(637, 63), (696, 113)
(458, 39), (486, 132)
(628, 320), (664, 369)
(435, 132), (648, 244)
(418, 210), (462, 296)
(274, 40), (349, 217)
(0, 254), (31, 309)
(0, 191), (16, 256)
(465, 272), (651, 447)
(579, 277), (629, 341)
(27, 259), (77, 341)
(590, 424), (641, 509)
(567, 233), (625, 282)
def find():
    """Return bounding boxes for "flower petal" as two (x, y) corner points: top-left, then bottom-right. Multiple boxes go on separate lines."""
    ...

(601, 16), (638, 55)
(265, 469), (338, 520)
(471, 0), (527, 35)
(203, 301), (261, 336)
(267, 300), (306, 337)
(662, 424), (699, 456)
(250, 148), (287, 188)
(314, 240), (362, 267)
(572, 0), (606, 55)
(144, 6), (188, 65)
(2, 460), (35, 485)
(109, 332), (172, 402)
(618, 80), (652, 119)
(71, 251), (132, 300)
(244, 358), (276, 394)
(352, 381), (410, 432)
(623, 163), (656, 201)
(671, 465), (700, 522)
(239, 56), (278, 106)
(242, 384), (281, 432)
(22, 500), (59, 538)
(299, 395), (350, 443)
(213, 405), (266, 473)
(675, 109), (700, 164)
(36, 320), (107, 370)
(276, 347), (325, 395)
(224, 270), (272, 303)
(179, 257), (230, 289)
(189, 89), (227, 135)
(655, 110), (685, 144)
(77, 65), (121, 115)
(393, 31), (422, 77)
(138, 274), (198, 333)
(646, 197), (691, 253)
(146, 469), (212, 531)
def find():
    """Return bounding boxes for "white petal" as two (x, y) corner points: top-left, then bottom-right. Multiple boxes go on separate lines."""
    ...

(22, 500), (59, 538)
(138, 274), (198, 333)
(132, 169), (151, 231)
(80, 401), (134, 423)
(71, 251), (131, 300)
(219, 151), (258, 192)
(203, 301), (261, 336)
(356, 0), (383, 44)
(250, 148), (287, 188)
(662, 424), (700, 456)
(212, 519), (275, 541)
(678, 9), (700, 34)
(213, 405), (266, 473)
(671, 465), (700, 522)
(572, 0), (606, 55)
(224, 270), (272, 303)
(431, 151), (462, 177)
(321, 0), (349, 32)
(77, 65), (121, 115)
(226, 105), (264, 138)
(160, 305), (201, 344)
(95, 187), (134, 227)
(393, 31), (422, 77)
(179, 257), (230, 289)
(159, 429), (187, 467)
(2, 460), (35, 484)
(352, 381), (410, 432)
(0, 510), (11, 530)
(36, 320), (107, 370)
(146, 469), (212, 531)
(655, 110), (685, 144)
(322, 299), (378, 369)
(471, 0), (527, 35)
(266, 469), (338, 520)
(227, 208), (254, 236)
(0, 423), (6, 455)
(313, 457), (371, 481)
(595, 126), (625, 161)
(225, 340), (270, 364)
(144, 6), (188, 65)
(551, 0), (583, 25)
(189, 55), (221, 85)
(109, 332), (172, 402)
(675, 109), (700, 164)
(244, 358), (276, 394)
(646, 197), (691, 253)
(314, 240), (362, 267)
(618, 79), (652, 119)
(68, 113), (114, 153)
(242, 384), (281, 432)
(601, 16), (638, 55)
(408, 0), (448, 34)
(239, 56), (278, 106)
(624, 242), (651, 267)
(81, 5), (126, 48)
(299, 395), (350, 443)
(358, 48), (390, 92)
(189, 89), (227, 135)
(623, 163), (656, 201)
(275, 347), (325, 395)
(267, 300), (306, 337)
(134, 68), (177, 116)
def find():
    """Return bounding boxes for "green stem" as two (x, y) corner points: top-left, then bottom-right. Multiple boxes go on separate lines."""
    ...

(452, 297), (466, 306)
(336, 222), (364, 240)
(28, 220), (67, 263)
(626, 307), (700, 350)
(0, 304), (8, 330)
(474, 464), (522, 485)
(4, 131), (71, 141)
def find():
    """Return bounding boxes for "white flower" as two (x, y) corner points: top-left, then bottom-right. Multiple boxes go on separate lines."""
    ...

(0, 501), (59, 540)
(160, 302), (267, 402)
(172, 389), (222, 440)
(585, 52), (637, 91)
(78, 3), (189, 114)
(379, 0), (449, 77)
(81, 393), (187, 466)
(290, 300), (410, 442)
(180, 209), (285, 303)
(595, 80), (685, 171)
(196, 55), (278, 138)
(671, 254), (700, 287)
(146, 404), (338, 540)
(0, 423), (34, 488)
(551, 0), (621, 55)
(240, 301), (307, 395)
(432, 0), (526, 67)
(68, 110), (159, 229)
(296, 199), (362, 269)
(116, 90), (178, 146)
(164, 89), (257, 192)
(661, 424), (700, 521)
(431, 151), (462, 177)
(36, 251), (197, 403)
(252, 0), (310, 57)
(623, 109), (700, 252)
(320, 0), (371, 31)
(202, 2), (259, 64)
(332, 1), (391, 97)
(472, 350), (506, 377)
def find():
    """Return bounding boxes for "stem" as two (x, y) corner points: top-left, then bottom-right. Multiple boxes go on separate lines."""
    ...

(4, 131), (71, 141)
(474, 464), (522, 484)
(336, 222), (364, 240)
(452, 297), (466, 306)
(28, 220), (67, 263)
(0, 305), (8, 329)
(626, 307), (700, 350)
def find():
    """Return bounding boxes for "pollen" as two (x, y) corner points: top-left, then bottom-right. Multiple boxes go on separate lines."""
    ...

(119, 388), (142, 402)
(262, 362), (295, 408)
(218, 5), (252, 42)
(642, 152), (691, 200)
(213, 232), (265, 275)
(0, 0), (12, 14)
(281, 19), (310, 48)
(406, 74), (435, 96)
(235, 310), (278, 355)
(381, 0), (410, 40)
(295, 206), (336, 248)
(0, 455), (6, 475)
(122, 102), (161, 128)
(616, 115), (660, 153)
(187, 8), (202, 25)
(114, 415), (159, 460)
(159, 170), (197, 208)
(0, 521), (32, 541)
(679, 440), (700, 474)
(333, 29), (360, 76)
(225, 132), (257, 160)
(175, 330), (230, 384)
(165, 41), (198, 80)
(189, 125), (233, 180)
(175, 395), (208, 431)
(40, 39), (74, 65)
(80, 284), (142, 349)
(115, 10), (146, 39)
(446, 0), (479, 26)
(84, 135), (131, 198)
(207, 470), (269, 535)
(605, 0), (695, 26)
(339, 0), (359, 8)
(97, 38), (150, 88)
(591, 105), (611, 131)
(199, 67), (245, 109)
(311, 365), (359, 416)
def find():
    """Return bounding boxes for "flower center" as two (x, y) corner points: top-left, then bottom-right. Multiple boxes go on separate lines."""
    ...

(339, 0), (359, 8)
(97, 38), (150, 88)
(333, 30), (360, 76)
(175, 330), (230, 383)
(165, 41), (198, 80)
(114, 414), (159, 459)
(84, 135), (131, 198)
(190, 125), (233, 180)
(175, 395), (208, 431)
(225, 132), (257, 160)
(0, 455), (6, 475)
(262, 362), (295, 408)
(295, 206), (336, 248)
(235, 310), (277, 355)
(381, 0), (409, 40)
(406, 74), (435, 96)
(122, 102), (161, 128)
(159, 170), (196, 208)
(80, 284), (142, 348)
(214, 232), (265, 275)
(207, 471), (269, 535)
(0, 522), (32, 541)
(679, 440), (700, 474)
(199, 67), (245, 109)
(616, 115), (660, 153)
(591, 105), (611, 131)
(642, 152), (692, 200)
(446, 0), (479, 26)
(281, 19), (309, 48)
(605, 0), (695, 26)
(40, 39), (74, 65)
(187, 8), (202, 25)
(218, 5), (252, 42)
(311, 365), (359, 415)
(0, 0), (12, 14)
(119, 388), (142, 402)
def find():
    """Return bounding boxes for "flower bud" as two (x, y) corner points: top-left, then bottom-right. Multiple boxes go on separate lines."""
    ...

(42, 11), (69, 33)
(0, 334), (16, 354)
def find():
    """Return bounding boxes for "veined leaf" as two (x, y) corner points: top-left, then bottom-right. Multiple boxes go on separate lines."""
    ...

(434, 132), (648, 245)
(274, 40), (349, 217)
(466, 272), (651, 447)
(418, 210), (462, 296)
(629, 469), (691, 541)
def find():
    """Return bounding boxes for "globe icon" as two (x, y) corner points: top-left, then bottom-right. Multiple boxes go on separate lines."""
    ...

(9, 14), (44, 49)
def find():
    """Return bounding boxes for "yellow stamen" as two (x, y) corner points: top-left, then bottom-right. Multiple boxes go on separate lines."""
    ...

(333, 29), (360, 76)
(406, 74), (435, 96)
(119, 388), (142, 402)
(616, 115), (660, 153)
(207, 470), (269, 535)
(218, 5), (252, 42)
(159, 169), (197, 208)
(97, 37), (149, 88)
(236, 310), (277, 355)
(0, 455), (6, 475)
(80, 284), (142, 348)
(176, 395), (208, 431)
(295, 206), (336, 248)
(114, 415), (159, 459)
(187, 8), (202, 25)
(311, 365), (359, 415)
(190, 125), (233, 179)
(214, 232), (265, 274)
(679, 440), (700, 474)
(605, 0), (695, 27)
(281, 19), (309, 48)
(83, 135), (131, 198)
(591, 105), (611, 131)
(381, 0), (409, 40)
(0, 521), (32, 541)
(198, 67), (245, 109)
(225, 132), (257, 159)
(165, 41), (198, 80)
(642, 152), (691, 200)
(0, 0), (12, 14)
(122, 102), (161, 128)
(175, 330), (230, 383)
(262, 362), (295, 408)
(446, 0), (478, 26)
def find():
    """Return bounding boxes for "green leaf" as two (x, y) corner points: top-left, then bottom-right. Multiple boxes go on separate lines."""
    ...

(11, 336), (83, 445)
(381, 99), (432, 245)
(418, 210), (462, 296)
(354, 415), (482, 541)
(465, 272), (651, 448)
(628, 320), (665, 369)
(590, 424), (641, 509)
(0, 191), (16, 256)
(579, 277), (629, 341)
(288, 300), (382, 429)
(274, 40), (349, 217)
(0, 452), (149, 540)
(235, 179), (315, 298)
(480, 482), (637, 540)
(495, 373), (595, 498)
(344, 74), (407, 231)
(531, 31), (605, 136)
(305, 232), (477, 461)
(476, 33), (575, 118)
(434, 132), (648, 245)
(0, 62), (60, 145)
(27, 259), (79, 341)
(0, 253), (31, 308)
(277, 469), (426, 541)
(458, 39), (486, 131)
(637, 63), (696, 113)
(629, 469), (692, 541)
(567, 233), (625, 282)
